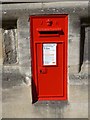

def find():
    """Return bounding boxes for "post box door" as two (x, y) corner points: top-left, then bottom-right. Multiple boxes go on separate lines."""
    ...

(30, 15), (68, 102)
(37, 43), (64, 97)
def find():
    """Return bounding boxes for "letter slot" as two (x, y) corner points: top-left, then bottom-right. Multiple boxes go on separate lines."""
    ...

(38, 28), (62, 37)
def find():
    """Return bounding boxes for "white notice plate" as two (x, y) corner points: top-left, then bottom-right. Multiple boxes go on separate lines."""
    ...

(43, 43), (57, 65)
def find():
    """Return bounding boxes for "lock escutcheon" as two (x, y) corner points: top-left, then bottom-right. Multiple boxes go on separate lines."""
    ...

(40, 68), (47, 74)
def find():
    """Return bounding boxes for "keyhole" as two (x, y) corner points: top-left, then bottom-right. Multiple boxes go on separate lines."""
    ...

(40, 70), (42, 73)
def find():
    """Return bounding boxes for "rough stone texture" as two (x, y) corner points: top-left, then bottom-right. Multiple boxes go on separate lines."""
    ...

(2, 29), (17, 64)
(0, 5), (2, 120)
(2, 66), (25, 89)
(2, 0), (83, 2)
(68, 15), (80, 74)
(2, 2), (88, 20)
(1, 1), (89, 80)
(0, 29), (2, 64)
(17, 17), (31, 78)
(0, 28), (2, 119)
(0, 34), (2, 62)
(69, 73), (88, 85)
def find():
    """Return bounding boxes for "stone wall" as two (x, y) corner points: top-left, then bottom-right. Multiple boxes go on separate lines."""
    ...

(17, 17), (31, 79)
(0, 29), (2, 64)
(2, 29), (18, 64)
(1, 1), (89, 83)
(0, 28), (2, 119)
(68, 15), (80, 74)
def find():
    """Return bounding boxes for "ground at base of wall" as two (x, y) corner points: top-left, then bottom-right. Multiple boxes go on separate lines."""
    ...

(2, 83), (88, 118)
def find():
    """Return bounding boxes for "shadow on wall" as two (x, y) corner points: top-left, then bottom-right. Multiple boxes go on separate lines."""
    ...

(79, 17), (90, 72)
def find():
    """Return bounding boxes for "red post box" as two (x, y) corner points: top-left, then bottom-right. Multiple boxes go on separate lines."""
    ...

(30, 15), (68, 103)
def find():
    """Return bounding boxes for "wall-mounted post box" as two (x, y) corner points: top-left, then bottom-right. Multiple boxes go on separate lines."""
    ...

(30, 15), (68, 103)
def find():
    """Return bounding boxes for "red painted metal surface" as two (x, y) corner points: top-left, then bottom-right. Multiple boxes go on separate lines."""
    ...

(30, 15), (68, 103)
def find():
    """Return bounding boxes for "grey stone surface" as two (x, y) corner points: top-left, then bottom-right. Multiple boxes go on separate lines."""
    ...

(2, 83), (88, 118)
(1, 0), (84, 2)
(2, 66), (25, 89)
(69, 73), (88, 85)
(0, 29), (2, 119)
(68, 15), (80, 73)
(2, 73), (24, 89)
(0, 28), (2, 64)
(2, 29), (17, 64)
(17, 17), (31, 77)
(1, 2), (88, 20)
